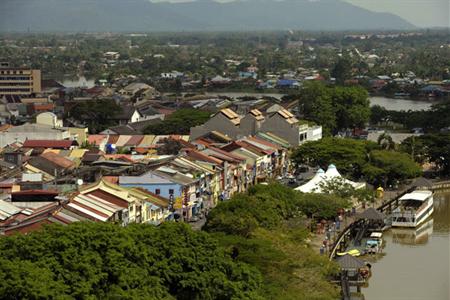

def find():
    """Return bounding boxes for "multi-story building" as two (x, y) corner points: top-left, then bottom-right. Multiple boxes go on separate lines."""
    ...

(0, 67), (41, 96)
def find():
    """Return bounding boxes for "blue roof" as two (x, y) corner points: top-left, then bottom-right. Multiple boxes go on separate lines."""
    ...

(277, 79), (299, 86)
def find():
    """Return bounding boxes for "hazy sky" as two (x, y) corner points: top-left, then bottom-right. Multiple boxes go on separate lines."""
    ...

(150, 0), (450, 28)
(345, 0), (449, 28)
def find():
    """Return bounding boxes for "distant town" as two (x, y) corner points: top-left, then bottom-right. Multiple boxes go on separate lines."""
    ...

(0, 30), (449, 300)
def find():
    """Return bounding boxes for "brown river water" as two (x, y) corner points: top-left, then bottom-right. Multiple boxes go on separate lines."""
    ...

(362, 192), (450, 300)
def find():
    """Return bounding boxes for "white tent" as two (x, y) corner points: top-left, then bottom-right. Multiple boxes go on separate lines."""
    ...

(295, 164), (365, 193)
(295, 168), (326, 193)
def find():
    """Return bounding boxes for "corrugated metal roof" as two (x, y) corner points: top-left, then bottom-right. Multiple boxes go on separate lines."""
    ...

(125, 135), (144, 146)
(67, 203), (109, 222)
(0, 200), (22, 220)
(138, 135), (156, 147)
(23, 139), (73, 149)
(70, 149), (88, 158)
(115, 135), (133, 147)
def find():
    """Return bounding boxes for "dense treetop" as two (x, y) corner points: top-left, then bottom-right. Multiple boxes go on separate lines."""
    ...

(292, 137), (421, 187)
(0, 222), (261, 300)
(144, 109), (211, 135)
(299, 82), (371, 135)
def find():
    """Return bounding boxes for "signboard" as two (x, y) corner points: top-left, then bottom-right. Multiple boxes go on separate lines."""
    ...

(173, 197), (183, 209)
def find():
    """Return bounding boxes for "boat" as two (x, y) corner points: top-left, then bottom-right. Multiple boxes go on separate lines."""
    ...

(337, 249), (362, 257)
(365, 232), (383, 254)
(391, 190), (433, 228)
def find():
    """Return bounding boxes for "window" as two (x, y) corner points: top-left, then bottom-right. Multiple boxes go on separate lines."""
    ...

(169, 189), (174, 195)
(155, 189), (161, 195)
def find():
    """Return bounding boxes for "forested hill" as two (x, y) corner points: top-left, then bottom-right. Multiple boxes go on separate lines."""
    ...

(1, 0), (414, 32)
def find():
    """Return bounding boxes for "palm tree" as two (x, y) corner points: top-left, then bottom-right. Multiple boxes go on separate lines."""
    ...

(377, 133), (395, 150)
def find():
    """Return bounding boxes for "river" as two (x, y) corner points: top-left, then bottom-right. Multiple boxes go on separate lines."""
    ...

(362, 192), (450, 300)
(199, 92), (434, 111)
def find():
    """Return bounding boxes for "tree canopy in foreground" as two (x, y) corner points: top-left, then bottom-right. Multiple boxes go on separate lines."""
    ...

(0, 222), (261, 300)
(0, 184), (342, 300)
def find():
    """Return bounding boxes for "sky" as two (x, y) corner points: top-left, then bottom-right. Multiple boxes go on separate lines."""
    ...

(344, 0), (450, 28)
(150, 0), (450, 28)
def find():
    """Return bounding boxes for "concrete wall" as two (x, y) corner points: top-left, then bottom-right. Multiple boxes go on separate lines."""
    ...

(0, 125), (70, 148)
(260, 113), (300, 146)
(239, 114), (262, 136)
(190, 113), (240, 140)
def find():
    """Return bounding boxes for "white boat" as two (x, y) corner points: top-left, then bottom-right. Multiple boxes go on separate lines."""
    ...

(391, 190), (433, 228)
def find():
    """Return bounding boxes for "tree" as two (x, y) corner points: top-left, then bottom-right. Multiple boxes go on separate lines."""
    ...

(368, 150), (422, 187)
(144, 109), (210, 135)
(401, 133), (450, 176)
(157, 138), (183, 155)
(299, 83), (370, 135)
(332, 86), (370, 130)
(67, 99), (122, 133)
(299, 82), (336, 136)
(370, 105), (388, 125)
(292, 137), (421, 186)
(331, 57), (352, 85)
(377, 133), (395, 150)
(0, 222), (262, 299)
(292, 137), (374, 178)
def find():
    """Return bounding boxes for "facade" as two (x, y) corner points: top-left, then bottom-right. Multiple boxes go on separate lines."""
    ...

(191, 108), (322, 147)
(0, 68), (41, 96)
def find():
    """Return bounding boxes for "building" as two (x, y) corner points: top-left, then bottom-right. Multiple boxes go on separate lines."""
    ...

(191, 108), (322, 147)
(0, 67), (41, 96)
(0, 124), (72, 148)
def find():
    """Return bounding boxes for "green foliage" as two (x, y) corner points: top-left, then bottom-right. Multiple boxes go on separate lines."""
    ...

(144, 109), (211, 135)
(295, 193), (350, 220)
(206, 183), (340, 300)
(292, 137), (374, 177)
(368, 150), (422, 186)
(299, 82), (370, 135)
(292, 137), (421, 186)
(331, 57), (352, 85)
(401, 133), (450, 176)
(204, 184), (302, 237)
(0, 222), (262, 300)
(68, 99), (122, 133)
(371, 101), (450, 132)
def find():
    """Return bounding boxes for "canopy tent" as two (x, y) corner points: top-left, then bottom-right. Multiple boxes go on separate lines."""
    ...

(295, 168), (326, 193)
(356, 207), (385, 221)
(295, 164), (365, 193)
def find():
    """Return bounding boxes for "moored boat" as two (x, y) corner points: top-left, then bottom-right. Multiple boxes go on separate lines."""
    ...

(391, 190), (433, 228)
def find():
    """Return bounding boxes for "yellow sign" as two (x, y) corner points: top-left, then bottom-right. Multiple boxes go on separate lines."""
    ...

(173, 197), (183, 209)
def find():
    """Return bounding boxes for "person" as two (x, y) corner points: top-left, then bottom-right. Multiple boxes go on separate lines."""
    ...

(352, 206), (356, 215)
(320, 245), (325, 255)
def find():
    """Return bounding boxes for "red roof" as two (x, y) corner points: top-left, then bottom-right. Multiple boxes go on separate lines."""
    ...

(33, 103), (54, 111)
(41, 152), (75, 169)
(12, 190), (59, 196)
(23, 139), (74, 149)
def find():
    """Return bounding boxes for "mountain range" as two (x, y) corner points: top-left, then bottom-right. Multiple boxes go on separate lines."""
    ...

(0, 0), (415, 32)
